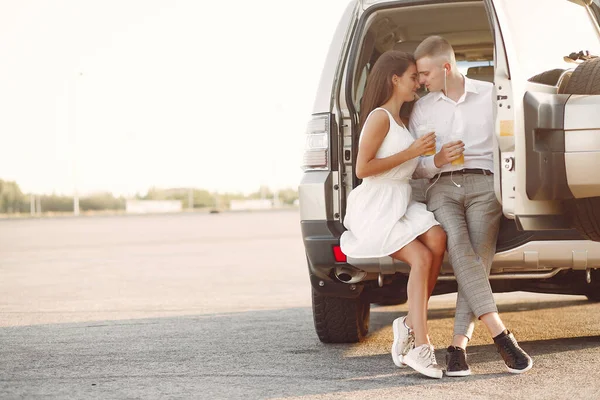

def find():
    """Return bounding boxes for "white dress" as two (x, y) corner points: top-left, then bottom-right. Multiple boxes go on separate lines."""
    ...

(340, 108), (440, 258)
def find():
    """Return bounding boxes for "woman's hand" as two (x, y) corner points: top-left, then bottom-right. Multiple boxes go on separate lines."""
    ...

(434, 140), (464, 167)
(408, 132), (436, 158)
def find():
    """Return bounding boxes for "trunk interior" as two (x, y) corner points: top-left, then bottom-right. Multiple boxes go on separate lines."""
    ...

(344, 0), (583, 268)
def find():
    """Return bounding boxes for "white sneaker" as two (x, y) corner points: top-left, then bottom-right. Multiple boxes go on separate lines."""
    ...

(403, 344), (443, 379)
(391, 316), (414, 368)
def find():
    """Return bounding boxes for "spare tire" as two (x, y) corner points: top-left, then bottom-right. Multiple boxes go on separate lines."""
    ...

(560, 58), (600, 94)
(529, 68), (566, 86)
(560, 58), (600, 241)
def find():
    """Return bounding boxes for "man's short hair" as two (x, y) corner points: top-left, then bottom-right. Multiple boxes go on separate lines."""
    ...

(414, 36), (455, 64)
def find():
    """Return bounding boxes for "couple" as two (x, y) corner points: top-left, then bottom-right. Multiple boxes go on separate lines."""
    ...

(340, 36), (533, 379)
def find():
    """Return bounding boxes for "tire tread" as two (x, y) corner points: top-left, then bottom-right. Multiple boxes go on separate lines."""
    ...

(562, 58), (600, 95)
(312, 289), (369, 343)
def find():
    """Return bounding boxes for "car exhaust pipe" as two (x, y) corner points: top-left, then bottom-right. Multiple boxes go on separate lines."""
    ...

(334, 266), (367, 284)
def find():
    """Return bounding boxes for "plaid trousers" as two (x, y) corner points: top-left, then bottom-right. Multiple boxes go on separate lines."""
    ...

(426, 173), (501, 339)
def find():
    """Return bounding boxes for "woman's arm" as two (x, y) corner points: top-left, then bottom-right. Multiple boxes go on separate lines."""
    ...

(356, 110), (434, 179)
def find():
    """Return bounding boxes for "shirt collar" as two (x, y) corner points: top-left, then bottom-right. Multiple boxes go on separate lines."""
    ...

(464, 75), (479, 94)
(431, 75), (479, 102)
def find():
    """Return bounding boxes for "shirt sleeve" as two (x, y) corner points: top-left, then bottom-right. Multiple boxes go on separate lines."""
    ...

(407, 100), (421, 139)
(409, 100), (442, 179)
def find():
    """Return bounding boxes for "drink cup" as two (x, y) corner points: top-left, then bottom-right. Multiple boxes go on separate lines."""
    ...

(416, 124), (436, 156)
(448, 133), (464, 165)
(452, 153), (465, 166)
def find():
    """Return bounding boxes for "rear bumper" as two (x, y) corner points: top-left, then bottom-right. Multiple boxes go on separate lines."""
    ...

(349, 239), (600, 277)
(302, 219), (600, 298)
(491, 239), (600, 272)
(303, 218), (600, 279)
(302, 220), (363, 299)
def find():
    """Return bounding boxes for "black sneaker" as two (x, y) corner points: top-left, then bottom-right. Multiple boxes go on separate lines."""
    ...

(445, 346), (471, 377)
(494, 331), (533, 374)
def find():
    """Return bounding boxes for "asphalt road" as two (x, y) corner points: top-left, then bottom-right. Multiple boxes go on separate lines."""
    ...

(1, 210), (600, 399)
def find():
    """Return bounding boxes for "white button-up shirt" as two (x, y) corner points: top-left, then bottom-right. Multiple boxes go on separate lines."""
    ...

(408, 76), (495, 179)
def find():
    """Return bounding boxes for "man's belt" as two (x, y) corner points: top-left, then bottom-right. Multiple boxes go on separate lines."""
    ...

(433, 168), (493, 180)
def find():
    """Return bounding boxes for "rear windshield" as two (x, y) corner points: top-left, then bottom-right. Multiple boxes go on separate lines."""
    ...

(498, 0), (600, 79)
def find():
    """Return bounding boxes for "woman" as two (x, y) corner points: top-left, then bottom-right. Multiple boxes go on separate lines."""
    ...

(340, 51), (447, 379)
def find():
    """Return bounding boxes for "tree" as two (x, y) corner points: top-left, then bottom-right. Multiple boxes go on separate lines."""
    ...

(248, 185), (273, 200)
(80, 192), (125, 211)
(0, 179), (26, 213)
(277, 188), (299, 205)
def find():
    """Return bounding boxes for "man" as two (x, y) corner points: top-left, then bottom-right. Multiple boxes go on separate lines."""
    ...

(393, 36), (533, 377)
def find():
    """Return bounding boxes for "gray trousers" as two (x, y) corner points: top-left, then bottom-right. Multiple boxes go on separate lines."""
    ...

(426, 173), (502, 339)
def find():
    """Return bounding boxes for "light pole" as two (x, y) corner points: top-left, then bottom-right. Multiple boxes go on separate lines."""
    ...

(69, 71), (83, 216)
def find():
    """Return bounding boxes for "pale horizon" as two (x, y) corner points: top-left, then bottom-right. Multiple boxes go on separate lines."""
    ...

(0, 0), (351, 197)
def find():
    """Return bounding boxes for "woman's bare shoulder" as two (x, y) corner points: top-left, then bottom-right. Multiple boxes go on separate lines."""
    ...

(363, 109), (390, 136)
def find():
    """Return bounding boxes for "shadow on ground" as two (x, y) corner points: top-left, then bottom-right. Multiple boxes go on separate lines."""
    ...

(1, 297), (598, 399)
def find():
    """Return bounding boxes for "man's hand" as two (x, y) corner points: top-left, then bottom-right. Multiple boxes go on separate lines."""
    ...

(434, 140), (464, 168)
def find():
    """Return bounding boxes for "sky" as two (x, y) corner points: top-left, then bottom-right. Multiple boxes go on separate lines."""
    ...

(0, 0), (352, 196)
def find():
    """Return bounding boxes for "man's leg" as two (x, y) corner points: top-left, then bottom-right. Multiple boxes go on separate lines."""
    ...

(426, 176), (498, 334)
(464, 175), (532, 373)
(463, 174), (503, 338)
(451, 174), (503, 348)
(429, 174), (532, 374)
(426, 176), (498, 377)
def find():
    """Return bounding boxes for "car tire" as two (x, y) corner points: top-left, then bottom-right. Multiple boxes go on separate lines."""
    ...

(560, 57), (600, 95)
(560, 58), (600, 241)
(312, 288), (370, 343)
(586, 292), (600, 302)
(528, 68), (566, 86)
(565, 197), (600, 241)
(375, 292), (408, 306)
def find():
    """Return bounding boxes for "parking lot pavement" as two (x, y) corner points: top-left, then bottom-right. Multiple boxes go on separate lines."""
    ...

(1, 211), (600, 399)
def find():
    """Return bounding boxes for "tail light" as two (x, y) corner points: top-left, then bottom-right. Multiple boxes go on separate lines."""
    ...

(301, 114), (331, 170)
(332, 245), (347, 262)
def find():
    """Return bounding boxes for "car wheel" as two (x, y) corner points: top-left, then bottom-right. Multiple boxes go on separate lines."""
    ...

(375, 291), (408, 306)
(586, 292), (600, 302)
(312, 288), (370, 343)
(528, 68), (566, 86)
(560, 57), (600, 241)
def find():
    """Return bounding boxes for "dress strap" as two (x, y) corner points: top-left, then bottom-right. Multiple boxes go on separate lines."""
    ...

(364, 107), (391, 125)
(369, 107), (405, 129)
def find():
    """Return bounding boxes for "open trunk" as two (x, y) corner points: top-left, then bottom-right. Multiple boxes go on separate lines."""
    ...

(335, 0), (593, 277)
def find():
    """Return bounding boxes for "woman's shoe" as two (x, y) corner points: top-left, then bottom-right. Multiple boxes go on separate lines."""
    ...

(391, 316), (414, 368)
(403, 344), (443, 379)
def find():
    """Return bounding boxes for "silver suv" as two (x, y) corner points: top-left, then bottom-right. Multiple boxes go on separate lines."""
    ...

(299, 0), (600, 343)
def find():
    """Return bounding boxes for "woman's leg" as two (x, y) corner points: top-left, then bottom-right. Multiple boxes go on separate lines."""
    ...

(390, 240), (433, 346)
(418, 226), (447, 298)
(405, 226), (446, 329)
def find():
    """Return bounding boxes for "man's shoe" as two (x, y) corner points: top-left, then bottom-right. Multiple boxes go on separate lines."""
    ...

(494, 331), (533, 374)
(445, 346), (471, 377)
(403, 344), (443, 379)
(391, 316), (414, 368)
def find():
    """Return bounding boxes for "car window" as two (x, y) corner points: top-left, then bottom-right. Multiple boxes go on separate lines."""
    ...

(355, 64), (369, 113)
(592, 0), (600, 25)
(497, 0), (600, 79)
(457, 60), (493, 75)
(457, 60), (495, 83)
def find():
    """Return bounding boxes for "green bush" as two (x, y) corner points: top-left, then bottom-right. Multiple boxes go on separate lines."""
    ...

(0, 179), (25, 213)
(1, 179), (299, 214)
